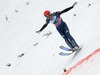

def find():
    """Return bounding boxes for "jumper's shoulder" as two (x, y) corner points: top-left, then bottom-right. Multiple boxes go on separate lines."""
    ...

(52, 11), (60, 15)
(46, 19), (50, 23)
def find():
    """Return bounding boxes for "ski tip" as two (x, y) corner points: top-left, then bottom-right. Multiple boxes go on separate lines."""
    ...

(59, 52), (63, 55)
(59, 46), (63, 49)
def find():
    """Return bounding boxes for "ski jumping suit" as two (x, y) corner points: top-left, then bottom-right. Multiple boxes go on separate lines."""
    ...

(39, 6), (79, 48)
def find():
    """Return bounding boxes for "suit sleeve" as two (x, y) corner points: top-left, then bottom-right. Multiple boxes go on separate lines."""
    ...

(39, 22), (49, 32)
(57, 6), (73, 15)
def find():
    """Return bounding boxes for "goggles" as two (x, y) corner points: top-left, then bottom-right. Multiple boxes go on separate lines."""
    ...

(46, 14), (52, 18)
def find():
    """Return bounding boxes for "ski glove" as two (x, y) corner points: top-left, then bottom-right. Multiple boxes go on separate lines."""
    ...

(36, 31), (41, 33)
(72, 2), (77, 7)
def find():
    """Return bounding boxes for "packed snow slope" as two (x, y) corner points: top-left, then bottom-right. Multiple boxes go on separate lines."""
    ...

(0, 0), (100, 75)
(64, 48), (100, 75)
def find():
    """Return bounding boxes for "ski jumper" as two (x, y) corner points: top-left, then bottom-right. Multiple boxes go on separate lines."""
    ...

(39, 6), (79, 48)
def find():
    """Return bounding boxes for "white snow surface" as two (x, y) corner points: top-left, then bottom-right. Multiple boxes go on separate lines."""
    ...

(67, 50), (100, 75)
(0, 0), (100, 75)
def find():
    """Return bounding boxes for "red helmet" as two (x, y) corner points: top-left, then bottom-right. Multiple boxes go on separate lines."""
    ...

(44, 10), (50, 17)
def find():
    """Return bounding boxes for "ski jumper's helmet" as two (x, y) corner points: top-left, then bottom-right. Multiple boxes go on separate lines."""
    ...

(44, 10), (50, 17)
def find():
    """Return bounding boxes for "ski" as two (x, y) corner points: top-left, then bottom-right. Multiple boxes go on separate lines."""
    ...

(59, 46), (74, 56)
(59, 44), (84, 56)
(59, 45), (70, 51)
(59, 52), (74, 56)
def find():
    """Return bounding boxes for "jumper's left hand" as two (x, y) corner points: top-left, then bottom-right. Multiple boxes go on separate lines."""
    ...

(72, 2), (77, 7)
(36, 31), (41, 34)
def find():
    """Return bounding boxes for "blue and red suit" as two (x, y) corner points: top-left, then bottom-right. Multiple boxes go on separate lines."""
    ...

(38, 6), (79, 48)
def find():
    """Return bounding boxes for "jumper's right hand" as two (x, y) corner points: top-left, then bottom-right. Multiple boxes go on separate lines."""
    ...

(36, 31), (41, 33)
